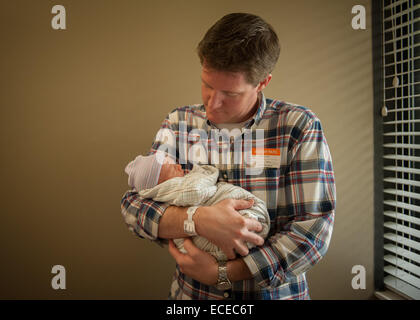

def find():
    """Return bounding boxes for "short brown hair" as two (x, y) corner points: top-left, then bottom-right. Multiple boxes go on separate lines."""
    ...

(197, 13), (280, 86)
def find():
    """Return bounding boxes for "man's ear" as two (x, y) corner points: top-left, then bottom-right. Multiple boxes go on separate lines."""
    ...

(257, 74), (272, 92)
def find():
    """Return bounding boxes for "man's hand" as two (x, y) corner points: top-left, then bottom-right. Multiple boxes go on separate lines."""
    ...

(168, 239), (218, 286)
(195, 198), (264, 260)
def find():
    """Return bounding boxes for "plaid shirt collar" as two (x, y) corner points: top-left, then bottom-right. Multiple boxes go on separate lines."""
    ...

(203, 92), (267, 130)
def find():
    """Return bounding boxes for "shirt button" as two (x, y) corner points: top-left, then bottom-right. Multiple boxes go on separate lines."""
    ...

(223, 291), (230, 298)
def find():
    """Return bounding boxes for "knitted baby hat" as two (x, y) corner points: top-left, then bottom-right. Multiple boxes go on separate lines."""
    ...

(124, 151), (166, 191)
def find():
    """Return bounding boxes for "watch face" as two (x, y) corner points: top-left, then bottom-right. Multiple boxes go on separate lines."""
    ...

(217, 281), (232, 291)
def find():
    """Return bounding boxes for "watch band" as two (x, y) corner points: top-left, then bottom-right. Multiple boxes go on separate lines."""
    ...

(216, 260), (232, 291)
(184, 206), (199, 236)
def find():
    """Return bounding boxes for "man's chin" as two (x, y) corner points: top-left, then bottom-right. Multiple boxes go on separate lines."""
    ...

(207, 114), (224, 124)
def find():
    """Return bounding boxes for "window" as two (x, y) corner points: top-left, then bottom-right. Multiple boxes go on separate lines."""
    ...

(374, 0), (420, 299)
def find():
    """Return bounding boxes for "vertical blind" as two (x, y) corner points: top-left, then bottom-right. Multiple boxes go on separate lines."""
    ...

(382, 0), (420, 299)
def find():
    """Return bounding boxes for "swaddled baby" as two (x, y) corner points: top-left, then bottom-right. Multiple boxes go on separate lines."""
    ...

(124, 151), (270, 262)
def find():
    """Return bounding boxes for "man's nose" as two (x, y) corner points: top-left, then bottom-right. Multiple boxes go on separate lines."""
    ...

(207, 91), (223, 110)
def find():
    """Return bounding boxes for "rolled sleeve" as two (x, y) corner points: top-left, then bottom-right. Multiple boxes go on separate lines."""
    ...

(242, 244), (285, 289)
(243, 211), (334, 289)
(120, 190), (171, 246)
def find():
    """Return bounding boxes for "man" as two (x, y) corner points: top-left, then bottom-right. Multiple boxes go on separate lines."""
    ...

(121, 13), (336, 300)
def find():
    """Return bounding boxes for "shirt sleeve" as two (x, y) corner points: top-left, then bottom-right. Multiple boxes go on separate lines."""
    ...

(120, 190), (170, 246)
(120, 114), (177, 246)
(242, 116), (336, 289)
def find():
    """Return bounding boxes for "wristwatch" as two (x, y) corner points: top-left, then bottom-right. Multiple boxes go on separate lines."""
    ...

(216, 260), (232, 291)
(184, 206), (199, 236)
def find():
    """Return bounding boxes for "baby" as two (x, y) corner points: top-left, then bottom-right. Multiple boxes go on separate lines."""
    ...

(124, 151), (270, 262)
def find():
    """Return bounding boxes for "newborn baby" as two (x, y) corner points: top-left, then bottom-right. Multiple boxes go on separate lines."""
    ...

(124, 151), (270, 262)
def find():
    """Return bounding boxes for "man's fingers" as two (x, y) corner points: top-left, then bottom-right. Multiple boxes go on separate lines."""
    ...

(182, 238), (196, 254)
(243, 231), (265, 247)
(245, 218), (263, 233)
(234, 241), (249, 257)
(168, 240), (183, 260)
(232, 198), (254, 210)
(168, 239), (176, 250)
(221, 246), (236, 260)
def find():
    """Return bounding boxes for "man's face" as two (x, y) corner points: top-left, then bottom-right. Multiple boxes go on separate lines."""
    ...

(201, 65), (265, 124)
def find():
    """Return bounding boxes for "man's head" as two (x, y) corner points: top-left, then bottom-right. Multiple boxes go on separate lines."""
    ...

(197, 13), (280, 87)
(197, 13), (280, 124)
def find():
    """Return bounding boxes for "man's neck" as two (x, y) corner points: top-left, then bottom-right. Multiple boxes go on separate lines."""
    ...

(215, 93), (261, 131)
(235, 92), (261, 123)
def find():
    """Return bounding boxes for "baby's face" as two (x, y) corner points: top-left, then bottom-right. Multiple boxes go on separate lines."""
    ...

(158, 159), (184, 184)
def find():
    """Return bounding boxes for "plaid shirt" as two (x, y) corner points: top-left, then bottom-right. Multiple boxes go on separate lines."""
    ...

(120, 93), (336, 300)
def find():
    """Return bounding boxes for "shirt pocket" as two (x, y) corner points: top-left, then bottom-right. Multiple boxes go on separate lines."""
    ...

(244, 167), (281, 214)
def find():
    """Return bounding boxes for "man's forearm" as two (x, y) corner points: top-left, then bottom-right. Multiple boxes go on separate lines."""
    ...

(158, 205), (190, 239)
(159, 205), (210, 239)
(227, 258), (253, 282)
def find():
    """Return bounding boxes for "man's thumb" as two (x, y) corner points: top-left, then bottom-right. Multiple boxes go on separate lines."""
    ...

(182, 238), (195, 253)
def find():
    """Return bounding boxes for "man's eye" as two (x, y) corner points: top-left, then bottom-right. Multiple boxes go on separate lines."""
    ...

(226, 93), (239, 97)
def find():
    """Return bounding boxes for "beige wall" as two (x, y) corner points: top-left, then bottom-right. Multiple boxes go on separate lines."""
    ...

(0, 0), (374, 299)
